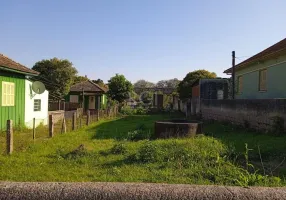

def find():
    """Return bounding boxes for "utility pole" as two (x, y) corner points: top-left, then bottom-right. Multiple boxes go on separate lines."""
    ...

(232, 51), (235, 99)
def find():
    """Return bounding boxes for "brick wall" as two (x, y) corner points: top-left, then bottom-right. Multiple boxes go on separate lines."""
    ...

(200, 99), (286, 131)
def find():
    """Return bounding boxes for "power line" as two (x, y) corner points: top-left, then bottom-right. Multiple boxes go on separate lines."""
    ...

(235, 55), (252, 60)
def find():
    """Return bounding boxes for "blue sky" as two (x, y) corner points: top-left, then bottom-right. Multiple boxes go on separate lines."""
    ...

(1, 0), (285, 83)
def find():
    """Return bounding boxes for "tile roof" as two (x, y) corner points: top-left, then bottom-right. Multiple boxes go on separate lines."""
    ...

(224, 38), (286, 73)
(70, 80), (107, 93)
(0, 54), (39, 75)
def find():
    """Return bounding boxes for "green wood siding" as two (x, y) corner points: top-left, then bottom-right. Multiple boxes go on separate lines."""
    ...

(101, 94), (107, 108)
(0, 73), (25, 130)
(235, 54), (286, 99)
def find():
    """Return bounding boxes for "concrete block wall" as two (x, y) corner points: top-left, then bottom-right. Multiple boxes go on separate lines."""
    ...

(200, 99), (286, 131)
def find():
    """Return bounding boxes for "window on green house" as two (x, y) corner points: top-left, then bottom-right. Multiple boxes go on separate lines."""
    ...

(2, 82), (15, 106)
(238, 76), (243, 93)
(34, 99), (41, 111)
(259, 69), (267, 91)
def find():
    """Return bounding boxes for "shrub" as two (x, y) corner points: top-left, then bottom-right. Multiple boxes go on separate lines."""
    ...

(162, 141), (192, 168)
(120, 105), (135, 115)
(135, 106), (148, 115)
(127, 130), (151, 141)
(110, 143), (127, 155)
(135, 142), (161, 163)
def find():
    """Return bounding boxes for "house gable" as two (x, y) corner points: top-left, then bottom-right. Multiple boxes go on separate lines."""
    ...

(0, 54), (39, 75)
(224, 38), (286, 74)
(70, 80), (107, 93)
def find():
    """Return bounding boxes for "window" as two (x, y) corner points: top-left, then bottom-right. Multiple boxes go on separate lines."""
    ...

(34, 99), (41, 111)
(259, 69), (267, 91)
(238, 76), (243, 94)
(70, 95), (79, 103)
(2, 82), (15, 106)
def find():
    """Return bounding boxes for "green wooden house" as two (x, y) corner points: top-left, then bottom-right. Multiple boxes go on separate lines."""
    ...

(224, 38), (286, 99)
(0, 54), (49, 130)
(66, 80), (107, 112)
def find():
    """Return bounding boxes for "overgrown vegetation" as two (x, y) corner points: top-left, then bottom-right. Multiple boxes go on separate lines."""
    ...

(120, 105), (148, 115)
(0, 115), (285, 186)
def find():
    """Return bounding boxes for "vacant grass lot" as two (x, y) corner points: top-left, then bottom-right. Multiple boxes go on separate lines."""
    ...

(0, 114), (285, 187)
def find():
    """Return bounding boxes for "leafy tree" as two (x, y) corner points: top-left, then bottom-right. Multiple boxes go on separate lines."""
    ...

(178, 70), (217, 99)
(134, 79), (155, 95)
(134, 79), (155, 88)
(32, 58), (78, 99)
(92, 78), (104, 85)
(73, 75), (88, 84)
(166, 78), (180, 88)
(156, 78), (180, 88)
(107, 74), (133, 103)
(156, 80), (168, 88)
(140, 91), (153, 104)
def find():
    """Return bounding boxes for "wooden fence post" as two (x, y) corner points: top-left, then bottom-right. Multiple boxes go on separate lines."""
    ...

(49, 115), (54, 138)
(61, 117), (66, 134)
(86, 110), (90, 126)
(80, 116), (82, 128)
(6, 120), (13, 155)
(33, 118), (36, 140)
(72, 112), (77, 131)
(97, 109), (100, 121)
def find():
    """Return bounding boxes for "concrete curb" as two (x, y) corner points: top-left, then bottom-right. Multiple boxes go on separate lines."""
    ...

(0, 182), (286, 200)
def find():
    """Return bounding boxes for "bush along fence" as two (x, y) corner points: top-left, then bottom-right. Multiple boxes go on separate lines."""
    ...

(5, 105), (119, 155)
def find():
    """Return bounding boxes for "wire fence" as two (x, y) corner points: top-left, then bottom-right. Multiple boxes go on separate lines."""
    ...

(2, 105), (119, 155)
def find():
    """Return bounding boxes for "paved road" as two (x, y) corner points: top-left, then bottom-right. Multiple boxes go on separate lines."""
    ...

(0, 182), (286, 200)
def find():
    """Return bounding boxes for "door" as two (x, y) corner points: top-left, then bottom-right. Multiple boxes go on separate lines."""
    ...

(89, 96), (95, 109)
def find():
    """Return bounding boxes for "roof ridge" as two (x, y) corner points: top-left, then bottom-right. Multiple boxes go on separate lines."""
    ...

(0, 53), (24, 67)
(0, 53), (39, 75)
(224, 37), (286, 73)
(88, 80), (107, 92)
(238, 38), (286, 64)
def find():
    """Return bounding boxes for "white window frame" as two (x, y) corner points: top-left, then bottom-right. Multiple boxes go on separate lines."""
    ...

(2, 82), (15, 106)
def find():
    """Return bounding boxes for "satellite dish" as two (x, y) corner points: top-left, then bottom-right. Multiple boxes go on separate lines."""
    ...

(32, 81), (46, 94)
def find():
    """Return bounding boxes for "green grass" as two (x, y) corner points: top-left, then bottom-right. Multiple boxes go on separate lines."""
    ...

(0, 114), (285, 186)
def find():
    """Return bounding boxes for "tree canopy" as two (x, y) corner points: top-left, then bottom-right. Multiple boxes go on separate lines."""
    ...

(32, 58), (78, 99)
(133, 79), (155, 94)
(92, 79), (106, 88)
(178, 69), (217, 99)
(73, 75), (88, 84)
(107, 74), (133, 103)
(134, 79), (155, 88)
(156, 78), (180, 88)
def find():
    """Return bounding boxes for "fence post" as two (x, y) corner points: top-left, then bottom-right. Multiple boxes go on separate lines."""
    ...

(6, 120), (13, 155)
(97, 109), (100, 121)
(86, 110), (90, 126)
(61, 117), (66, 134)
(49, 115), (54, 138)
(80, 116), (82, 128)
(72, 112), (77, 131)
(33, 118), (36, 140)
